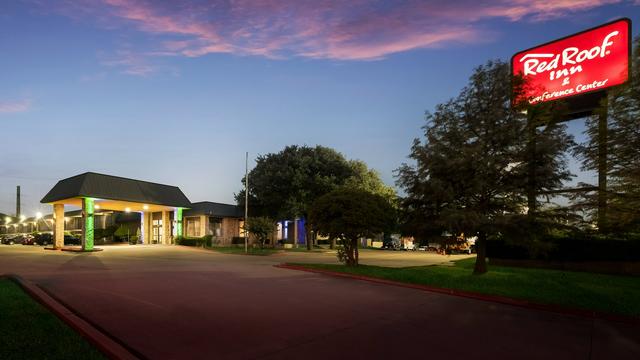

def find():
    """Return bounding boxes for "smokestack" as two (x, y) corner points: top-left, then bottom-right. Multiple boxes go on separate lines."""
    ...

(16, 186), (20, 218)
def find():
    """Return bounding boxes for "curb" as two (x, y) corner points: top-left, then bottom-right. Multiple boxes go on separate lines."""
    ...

(275, 264), (640, 325)
(6, 274), (139, 360)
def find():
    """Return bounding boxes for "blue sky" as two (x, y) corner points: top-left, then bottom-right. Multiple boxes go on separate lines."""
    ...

(1, 0), (639, 216)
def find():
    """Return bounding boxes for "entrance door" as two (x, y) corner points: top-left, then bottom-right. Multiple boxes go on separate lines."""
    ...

(152, 212), (163, 244)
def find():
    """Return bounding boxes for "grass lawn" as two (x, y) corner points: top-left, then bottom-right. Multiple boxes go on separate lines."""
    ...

(209, 246), (328, 255)
(294, 258), (640, 317)
(0, 279), (105, 360)
(209, 246), (279, 256)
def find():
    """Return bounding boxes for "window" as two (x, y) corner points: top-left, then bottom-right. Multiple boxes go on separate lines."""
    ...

(209, 217), (222, 237)
(185, 217), (200, 237)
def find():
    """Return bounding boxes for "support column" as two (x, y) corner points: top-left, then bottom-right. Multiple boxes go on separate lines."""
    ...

(162, 211), (171, 245)
(140, 212), (146, 244)
(82, 198), (94, 251)
(53, 204), (64, 249)
(174, 208), (183, 238)
(200, 215), (207, 237)
(143, 212), (151, 244)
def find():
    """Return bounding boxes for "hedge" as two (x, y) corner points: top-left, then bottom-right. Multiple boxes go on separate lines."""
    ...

(176, 235), (213, 247)
(487, 237), (640, 262)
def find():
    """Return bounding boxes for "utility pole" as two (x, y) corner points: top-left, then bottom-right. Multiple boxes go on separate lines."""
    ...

(244, 152), (249, 254)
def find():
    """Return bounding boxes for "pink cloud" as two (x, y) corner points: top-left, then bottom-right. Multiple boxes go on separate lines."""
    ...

(0, 99), (31, 113)
(46, 0), (628, 61)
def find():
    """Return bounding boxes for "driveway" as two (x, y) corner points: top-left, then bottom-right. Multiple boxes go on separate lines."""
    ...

(1, 245), (638, 359)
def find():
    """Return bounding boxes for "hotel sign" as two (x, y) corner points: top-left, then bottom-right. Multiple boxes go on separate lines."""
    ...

(512, 19), (630, 105)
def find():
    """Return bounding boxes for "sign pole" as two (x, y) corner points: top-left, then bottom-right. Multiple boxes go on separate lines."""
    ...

(526, 109), (537, 217)
(244, 152), (249, 253)
(597, 96), (608, 232)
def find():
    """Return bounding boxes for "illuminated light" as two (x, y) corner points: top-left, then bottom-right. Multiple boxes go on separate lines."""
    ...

(125, 207), (131, 213)
(20, 215), (26, 222)
(94, 204), (100, 209)
(512, 19), (630, 105)
(175, 208), (183, 237)
(143, 205), (149, 210)
(36, 212), (43, 219)
(64, 217), (69, 222)
(4, 217), (10, 224)
(84, 198), (95, 251)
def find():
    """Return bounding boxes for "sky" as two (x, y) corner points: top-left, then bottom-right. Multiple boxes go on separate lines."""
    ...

(1, 0), (639, 216)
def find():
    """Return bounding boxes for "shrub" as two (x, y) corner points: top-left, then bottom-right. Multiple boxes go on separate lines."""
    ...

(175, 236), (208, 247)
(231, 237), (246, 245)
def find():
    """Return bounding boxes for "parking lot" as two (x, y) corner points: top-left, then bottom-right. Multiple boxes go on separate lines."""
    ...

(1, 245), (638, 359)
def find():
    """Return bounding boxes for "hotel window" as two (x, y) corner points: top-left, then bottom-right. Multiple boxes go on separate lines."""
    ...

(185, 217), (200, 237)
(209, 217), (222, 237)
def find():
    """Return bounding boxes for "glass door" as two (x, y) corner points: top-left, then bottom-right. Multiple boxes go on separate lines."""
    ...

(152, 213), (163, 244)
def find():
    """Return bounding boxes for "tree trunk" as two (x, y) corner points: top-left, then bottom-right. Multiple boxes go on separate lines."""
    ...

(329, 236), (336, 250)
(473, 231), (488, 275)
(306, 223), (312, 250)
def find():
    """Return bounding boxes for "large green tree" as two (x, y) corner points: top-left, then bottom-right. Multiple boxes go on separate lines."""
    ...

(237, 145), (397, 250)
(396, 60), (573, 274)
(573, 37), (640, 233)
(309, 188), (395, 266)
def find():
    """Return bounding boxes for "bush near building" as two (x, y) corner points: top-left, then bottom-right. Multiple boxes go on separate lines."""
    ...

(175, 235), (213, 247)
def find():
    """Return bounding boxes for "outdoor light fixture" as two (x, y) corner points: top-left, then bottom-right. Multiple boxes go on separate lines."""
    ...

(36, 212), (43, 219)
(5, 217), (10, 224)
(143, 205), (149, 210)
(95, 204), (100, 209)
(20, 215), (26, 222)
(64, 217), (69, 222)
(125, 207), (131, 213)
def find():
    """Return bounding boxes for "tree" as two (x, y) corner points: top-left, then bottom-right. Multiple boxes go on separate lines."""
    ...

(331, 159), (397, 249)
(573, 37), (640, 233)
(343, 160), (397, 203)
(309, 189), (395, 266)
(396, 60), (573, 274)
(245, 217), (275, 248)
(236, 145), (395, 250)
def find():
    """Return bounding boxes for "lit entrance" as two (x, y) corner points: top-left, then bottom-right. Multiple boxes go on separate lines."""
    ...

(41, 172), (190, 250)
(152, 213), (163, 244)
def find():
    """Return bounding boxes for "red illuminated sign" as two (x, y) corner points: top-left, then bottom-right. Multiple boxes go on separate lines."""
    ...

(512, 19), (630, 105)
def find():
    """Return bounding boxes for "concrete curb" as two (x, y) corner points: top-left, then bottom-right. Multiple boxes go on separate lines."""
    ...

(275, 263), (640, 325)
(6, 274), (139, 360)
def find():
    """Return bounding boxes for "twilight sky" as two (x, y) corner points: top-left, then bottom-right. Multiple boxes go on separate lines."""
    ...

(1, 0), (639, 216)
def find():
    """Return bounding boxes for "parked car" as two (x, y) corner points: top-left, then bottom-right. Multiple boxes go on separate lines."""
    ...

(24, 233), (53, 246)
(64, 234), (81, 245)
(1, 234), (21, 245)
(22, 234), (38, 245)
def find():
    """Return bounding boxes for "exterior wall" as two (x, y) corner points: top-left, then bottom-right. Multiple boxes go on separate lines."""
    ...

(221, 217), (241, 245)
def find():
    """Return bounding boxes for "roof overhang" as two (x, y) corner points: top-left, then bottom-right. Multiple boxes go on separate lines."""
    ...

(47, 197), (180, 212)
